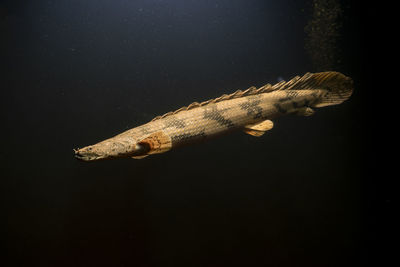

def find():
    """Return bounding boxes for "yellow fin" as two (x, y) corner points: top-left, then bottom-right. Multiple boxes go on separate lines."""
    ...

(243, 120), (274, 137)
(243, 129), (266, 137)
(245, 120), (274, 131)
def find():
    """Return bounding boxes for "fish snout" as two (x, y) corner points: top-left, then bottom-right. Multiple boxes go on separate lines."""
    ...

(73, 146), (102, 161)
(74, 140), (150, 161)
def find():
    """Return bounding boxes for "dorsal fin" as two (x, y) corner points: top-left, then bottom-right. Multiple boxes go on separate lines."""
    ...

(151, 85), (267, 121)
(151, 72), (352, 122)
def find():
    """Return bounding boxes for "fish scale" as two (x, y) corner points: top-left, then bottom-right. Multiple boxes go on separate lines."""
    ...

(74, 71), (353, 161)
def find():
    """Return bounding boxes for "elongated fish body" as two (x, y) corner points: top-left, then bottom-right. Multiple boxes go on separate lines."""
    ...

(74, 71), (353, 161)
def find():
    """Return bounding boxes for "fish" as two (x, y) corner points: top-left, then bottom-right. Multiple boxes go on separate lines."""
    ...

(74, 71), (353, 161)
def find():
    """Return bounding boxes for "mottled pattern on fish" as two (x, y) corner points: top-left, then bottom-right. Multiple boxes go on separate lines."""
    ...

(74, 71), (353, 161)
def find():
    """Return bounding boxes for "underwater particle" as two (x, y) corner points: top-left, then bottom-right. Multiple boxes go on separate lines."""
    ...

(304, 0), (343, 71)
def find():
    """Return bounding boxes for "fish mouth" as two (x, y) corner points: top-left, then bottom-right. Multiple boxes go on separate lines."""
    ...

(74, 148), (103, 162)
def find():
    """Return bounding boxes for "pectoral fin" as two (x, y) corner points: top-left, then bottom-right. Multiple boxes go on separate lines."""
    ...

(135, 131), (172, 156)
(243, 120), (274, 137)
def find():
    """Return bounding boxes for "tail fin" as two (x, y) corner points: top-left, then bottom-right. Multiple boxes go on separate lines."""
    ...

(307, 71), (353, 107)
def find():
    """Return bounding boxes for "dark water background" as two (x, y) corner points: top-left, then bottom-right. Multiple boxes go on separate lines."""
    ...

(2, 0), (380, 266)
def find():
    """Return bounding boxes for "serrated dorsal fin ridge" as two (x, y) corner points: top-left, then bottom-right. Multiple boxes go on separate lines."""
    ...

(151, 72), (347, 122)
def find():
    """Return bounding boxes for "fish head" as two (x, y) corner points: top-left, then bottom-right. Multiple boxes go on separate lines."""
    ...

(74, 138), (149, 161)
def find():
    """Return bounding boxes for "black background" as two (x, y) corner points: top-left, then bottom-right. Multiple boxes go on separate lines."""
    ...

(2, 1), (381, 266)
